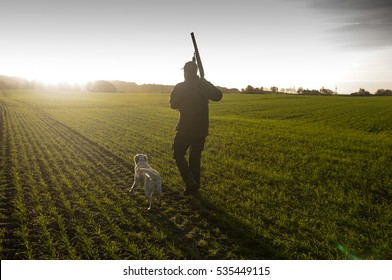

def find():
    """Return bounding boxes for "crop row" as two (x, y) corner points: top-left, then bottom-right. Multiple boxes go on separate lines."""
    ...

(1, 91), (391, 259)
(0, 99), (178, 259)
(1, 93), (250, 259)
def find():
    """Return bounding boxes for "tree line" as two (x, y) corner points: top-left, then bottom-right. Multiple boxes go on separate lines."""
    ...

(241, 84), (392, 96)
(88, 80), (241, 94)
(350, 88), (392, 96)
(88, 80), (174, 93)
(241, 85), (296, 94)
(1, 75), (391, 96)
(241, 85), (333, 95)
(0, 75), (240, 94)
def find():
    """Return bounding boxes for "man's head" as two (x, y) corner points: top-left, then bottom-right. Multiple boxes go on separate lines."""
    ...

(183, 61), (198, 80)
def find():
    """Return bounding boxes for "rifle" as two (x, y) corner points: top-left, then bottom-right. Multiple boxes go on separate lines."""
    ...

(190, 32), (205, 79)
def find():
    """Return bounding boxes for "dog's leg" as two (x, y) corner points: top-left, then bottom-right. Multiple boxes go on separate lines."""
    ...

(146, 187), (153, 210)
(144, 178), (153, 210)
(130, 172), (140, 193)
(147, 196), (153, 210)
(158, 192), (162, 207)
(130, 178), (138, 192)
(156, 182), (162, 207)
(129, 181), (136, 192)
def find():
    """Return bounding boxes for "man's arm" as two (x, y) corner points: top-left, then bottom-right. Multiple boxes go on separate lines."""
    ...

(201, 79), (222, 102)
(170, 85), (181, 109)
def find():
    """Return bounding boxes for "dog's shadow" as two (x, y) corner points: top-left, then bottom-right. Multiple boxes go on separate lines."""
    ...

(144, 186), (285, 259)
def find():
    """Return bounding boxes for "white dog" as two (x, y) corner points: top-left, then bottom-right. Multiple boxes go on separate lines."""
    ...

(129, 154), (162, 210)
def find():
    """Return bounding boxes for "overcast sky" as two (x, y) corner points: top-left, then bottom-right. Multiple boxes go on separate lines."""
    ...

(1, 0), (391, 94)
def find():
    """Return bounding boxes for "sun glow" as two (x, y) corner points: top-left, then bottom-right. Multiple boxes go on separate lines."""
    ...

(34, 70), (84, 85)
(4, 65), (83, 86)
(32, 62), (103, 85)
(2, 56), (110, 86)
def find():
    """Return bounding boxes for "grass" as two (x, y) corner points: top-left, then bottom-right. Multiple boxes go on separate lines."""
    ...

(0, 90), (391, 259)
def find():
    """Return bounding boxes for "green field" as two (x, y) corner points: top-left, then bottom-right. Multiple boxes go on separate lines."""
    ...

(0, 90), (391, 259)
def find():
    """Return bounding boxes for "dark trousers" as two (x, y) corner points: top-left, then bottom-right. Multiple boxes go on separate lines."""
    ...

(173, 135), (205, 186)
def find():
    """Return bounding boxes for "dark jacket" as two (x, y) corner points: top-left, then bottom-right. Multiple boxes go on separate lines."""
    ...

(170, 76), (222, 138)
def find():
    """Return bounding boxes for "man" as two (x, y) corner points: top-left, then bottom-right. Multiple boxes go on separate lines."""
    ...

(170, 61), (222, 195)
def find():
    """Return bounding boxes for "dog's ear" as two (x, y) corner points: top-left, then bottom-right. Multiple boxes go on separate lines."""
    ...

(134, 154), (140, 164)
(143, 155), (148, 162)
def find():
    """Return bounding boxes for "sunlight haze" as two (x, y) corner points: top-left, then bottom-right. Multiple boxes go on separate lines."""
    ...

(1, 0), (392, 94)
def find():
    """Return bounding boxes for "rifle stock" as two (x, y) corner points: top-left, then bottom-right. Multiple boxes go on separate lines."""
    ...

(190, 32), (205, 78)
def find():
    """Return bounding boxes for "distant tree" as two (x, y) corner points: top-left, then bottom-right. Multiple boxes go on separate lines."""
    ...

(374, 89), (392, 96)
(243, 85), (255, 94)
(359, 88), (370, 96)
(320, 87), (334, 95)
(216, 86), (239, 93)
(111, 80), (138, 92)
(270, 86), (278, 93)
(253, 87), (264, 94)
(281, 87), (297, 94)
(351, 88), (371, 96)
(138, 83), (174, 93)
(241, 86), (268, 94)
(92, 80), (117, 92)
(299, 88), (321, 95)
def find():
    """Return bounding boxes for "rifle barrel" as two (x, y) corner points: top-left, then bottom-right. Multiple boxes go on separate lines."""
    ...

(191, 32), (205, 78)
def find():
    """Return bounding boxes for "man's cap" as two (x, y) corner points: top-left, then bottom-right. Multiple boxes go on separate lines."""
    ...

(182, 61), (198, 73)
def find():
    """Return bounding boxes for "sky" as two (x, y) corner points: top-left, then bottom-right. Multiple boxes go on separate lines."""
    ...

(1, 0), (392, 94)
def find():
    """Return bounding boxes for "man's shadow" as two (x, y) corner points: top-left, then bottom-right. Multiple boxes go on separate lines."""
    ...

(144, 186), (285, 259)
